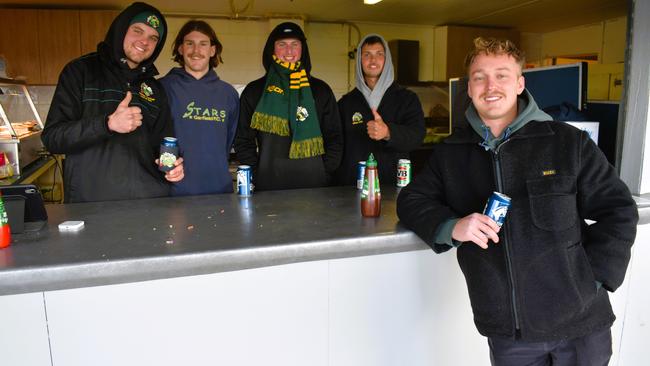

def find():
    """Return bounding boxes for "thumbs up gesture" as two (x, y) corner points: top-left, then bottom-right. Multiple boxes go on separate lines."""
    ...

(107, 91), (143, 133)
(367, 108), (391, 141)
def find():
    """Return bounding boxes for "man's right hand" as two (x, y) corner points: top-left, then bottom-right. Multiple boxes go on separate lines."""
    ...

(107, 91), (143, 133)
(452, 213), (501, 249)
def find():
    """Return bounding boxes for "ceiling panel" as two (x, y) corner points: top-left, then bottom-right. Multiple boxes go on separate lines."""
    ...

(0, 0), (627, 33)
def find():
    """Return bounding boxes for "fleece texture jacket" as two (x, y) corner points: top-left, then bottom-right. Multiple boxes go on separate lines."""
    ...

(397, 89), (638, 341)
(434, 90), (553, 245)
(233, 22), (343, 191)
(41, 2), (172, 203)
(161, 67), (239, 195)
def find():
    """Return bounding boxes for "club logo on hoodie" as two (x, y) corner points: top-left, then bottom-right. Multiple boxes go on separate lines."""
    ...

(352, 112), (364, 125)
(183, 101), (227, 122)
(139, 82), (155, 102)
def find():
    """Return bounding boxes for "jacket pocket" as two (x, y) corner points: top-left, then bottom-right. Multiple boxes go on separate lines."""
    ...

(527, 175), (577, 231)
(521, 242), (598, 332)
(457, 248), (512, 330)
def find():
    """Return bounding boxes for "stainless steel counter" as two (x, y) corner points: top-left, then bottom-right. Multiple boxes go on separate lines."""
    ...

(0, 186), (427, 296)
(3, 186), (646, 297)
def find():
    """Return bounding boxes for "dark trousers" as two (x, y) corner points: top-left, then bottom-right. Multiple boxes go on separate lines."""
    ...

(488, 328), (612, 366)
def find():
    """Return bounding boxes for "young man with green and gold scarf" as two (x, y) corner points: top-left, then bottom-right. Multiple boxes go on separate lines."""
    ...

(234, 22), (343, 191)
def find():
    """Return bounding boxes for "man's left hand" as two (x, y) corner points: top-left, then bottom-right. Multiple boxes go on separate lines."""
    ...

(155, 157), (185, 182)
(367, 109), (391, 141)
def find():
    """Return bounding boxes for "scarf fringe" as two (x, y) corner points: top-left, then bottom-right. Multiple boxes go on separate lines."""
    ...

(289, 136), (325, 159)
(251, 112), (290, 136)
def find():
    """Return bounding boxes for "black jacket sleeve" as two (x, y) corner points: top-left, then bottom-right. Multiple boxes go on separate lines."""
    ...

(312, 78), (343, 174)
(41, 61), (113, 154)
(234, 79), (262, 170)
(396, 146), (458, 253)
(149, 85), (174, 154)
(383, 88), (425, 152)
(576, 131), (638, 292)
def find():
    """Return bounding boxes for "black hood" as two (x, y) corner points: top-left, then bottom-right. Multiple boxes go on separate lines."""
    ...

(262, 22), (311, 73)
(98, 2), (167, 76)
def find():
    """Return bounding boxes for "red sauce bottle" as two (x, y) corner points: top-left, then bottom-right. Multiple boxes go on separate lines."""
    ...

(361, 153), (381, 217)
(0, 192), (11, 249)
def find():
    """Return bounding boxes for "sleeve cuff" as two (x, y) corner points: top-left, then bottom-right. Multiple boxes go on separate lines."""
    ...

(434, 218), (461, 248)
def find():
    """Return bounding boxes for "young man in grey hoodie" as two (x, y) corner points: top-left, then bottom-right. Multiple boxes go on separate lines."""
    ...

(397, 37), (638, 365)
(336, 34), (425, 186)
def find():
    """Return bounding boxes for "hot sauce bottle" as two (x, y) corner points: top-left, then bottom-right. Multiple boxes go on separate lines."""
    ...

(0, 192), (11, 249)
(361, 153), (381, 217)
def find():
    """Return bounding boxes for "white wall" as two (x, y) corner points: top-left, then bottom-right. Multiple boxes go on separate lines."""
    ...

(538, 17), (626, 63)
(153, 17), (435, 99)
(611, 223), (650, 366)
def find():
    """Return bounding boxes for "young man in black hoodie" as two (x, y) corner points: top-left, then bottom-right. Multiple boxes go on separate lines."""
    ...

(337, 34), (425, 186)
(397, 37), (638, 365)
(234, 22), (343, 191)
(42, 2), (184, 203)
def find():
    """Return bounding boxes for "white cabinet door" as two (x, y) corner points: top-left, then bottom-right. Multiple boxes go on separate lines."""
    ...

(44, 262), (329, 366)
(0, 292), (51, 366)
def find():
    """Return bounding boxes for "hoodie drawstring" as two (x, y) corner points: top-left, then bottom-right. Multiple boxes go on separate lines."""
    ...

(479, 125), (513, 151)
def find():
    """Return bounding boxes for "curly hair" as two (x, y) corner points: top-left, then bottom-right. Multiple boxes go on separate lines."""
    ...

(464, 37), (525, 74)
(172, 20), (223, 68)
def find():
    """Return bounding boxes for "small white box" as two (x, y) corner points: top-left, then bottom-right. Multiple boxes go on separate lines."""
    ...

(58, 220), (85, 231)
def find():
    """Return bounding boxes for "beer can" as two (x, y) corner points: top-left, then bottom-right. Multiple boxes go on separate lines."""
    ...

(159, 137), (178, 172)
(483, 191), (511, 227)
(396, 159), (411, 187)
(237, 165), (253, 196)
(356, 161), (366, 190)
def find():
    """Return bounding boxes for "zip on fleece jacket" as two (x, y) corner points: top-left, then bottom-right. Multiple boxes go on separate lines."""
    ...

(493, 139), (520, 331)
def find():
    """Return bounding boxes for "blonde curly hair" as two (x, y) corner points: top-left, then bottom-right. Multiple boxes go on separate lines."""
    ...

(464, 37), (525, 74)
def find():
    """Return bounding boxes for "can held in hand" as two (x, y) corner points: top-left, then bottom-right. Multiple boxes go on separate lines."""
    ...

(237, 165), (253, 196)
(159, 137), (178, 172)
(396, 159), (411, 187)
(483, 191), (511, 227)
(356, 161), (366, 190)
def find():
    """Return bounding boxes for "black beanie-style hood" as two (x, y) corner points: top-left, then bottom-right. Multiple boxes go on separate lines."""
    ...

(98, 2), (167, 75)
(262, 22), (312, 73)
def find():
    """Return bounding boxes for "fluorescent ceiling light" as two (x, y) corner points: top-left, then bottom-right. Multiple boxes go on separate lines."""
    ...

(364, 0), (383, 4)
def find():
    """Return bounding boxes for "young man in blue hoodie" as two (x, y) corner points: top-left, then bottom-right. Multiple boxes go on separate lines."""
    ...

(161, 20), (239, 195)
(397, 37), (638, 365)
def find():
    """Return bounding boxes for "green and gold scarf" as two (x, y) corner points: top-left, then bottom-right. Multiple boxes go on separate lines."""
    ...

(251, 56), (324, 159)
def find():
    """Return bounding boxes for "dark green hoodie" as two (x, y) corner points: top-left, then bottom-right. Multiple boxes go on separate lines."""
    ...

(465, 89), (552, 152)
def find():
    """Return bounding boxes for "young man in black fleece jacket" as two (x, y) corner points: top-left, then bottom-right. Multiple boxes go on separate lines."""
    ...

(397, 37), (638, 366)
(42, 2), (184, 203)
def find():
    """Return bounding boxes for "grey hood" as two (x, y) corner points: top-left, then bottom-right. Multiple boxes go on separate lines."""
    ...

(355, 34), (394, 109)
(465, 88), (553, 151)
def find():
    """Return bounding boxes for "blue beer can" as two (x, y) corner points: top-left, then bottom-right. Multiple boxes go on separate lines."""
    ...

(356, 161), (366, 190)
(237, 165), (253, 196)
(483, 191), (511, 227)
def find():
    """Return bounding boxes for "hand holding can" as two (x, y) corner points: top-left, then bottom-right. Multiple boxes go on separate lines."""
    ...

(483, 192), (511, 227)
